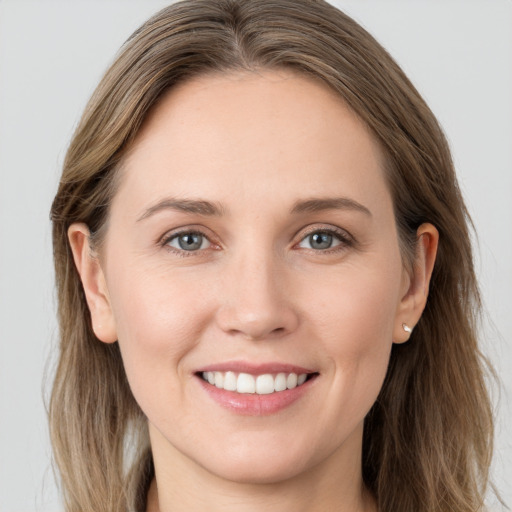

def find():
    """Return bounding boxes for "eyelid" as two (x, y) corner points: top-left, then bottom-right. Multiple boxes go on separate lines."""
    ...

(157, 223), (355, 255)
(167, 231), (211, 251)
(295, 224), (354, 242)
(159, 225), (220, 254)
(293, 224), (355, 251)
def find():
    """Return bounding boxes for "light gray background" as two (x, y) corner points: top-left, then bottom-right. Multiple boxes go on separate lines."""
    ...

(0, 1), (510, 510)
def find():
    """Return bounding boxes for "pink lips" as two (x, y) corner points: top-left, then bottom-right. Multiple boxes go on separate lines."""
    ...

(195, 361), (318, 416)
(197, 361), (314, 375)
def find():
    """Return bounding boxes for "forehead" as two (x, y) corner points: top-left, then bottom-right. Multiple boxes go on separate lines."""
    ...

(115, 68), (389, 215)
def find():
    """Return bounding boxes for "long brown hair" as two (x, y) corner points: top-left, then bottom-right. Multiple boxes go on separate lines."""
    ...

(49, 1), (494, 510)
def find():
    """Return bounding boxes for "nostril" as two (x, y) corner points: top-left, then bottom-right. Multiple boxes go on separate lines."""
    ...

(215, 299), (300, 341)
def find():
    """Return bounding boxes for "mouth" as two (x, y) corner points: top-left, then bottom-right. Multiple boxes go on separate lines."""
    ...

(194, 362), (319, 415)
(197, 370), (318, 395)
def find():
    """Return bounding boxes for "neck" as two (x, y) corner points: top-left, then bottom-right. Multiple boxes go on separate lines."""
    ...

(146, 424), (377, 512)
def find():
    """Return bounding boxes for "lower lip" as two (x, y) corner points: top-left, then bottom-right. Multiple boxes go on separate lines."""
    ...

(197, 375), (317, 416)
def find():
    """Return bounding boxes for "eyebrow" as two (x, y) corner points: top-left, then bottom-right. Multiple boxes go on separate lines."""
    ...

(290, 197), (372, 217)
(137, 198), (225, 221)
(137, 195), (371, 222)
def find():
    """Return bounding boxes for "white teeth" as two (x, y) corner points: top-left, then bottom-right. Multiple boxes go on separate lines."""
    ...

(286, 373), (298, 389)
(214, 372), (224, 388)
(275, 373), (287, 392)
(256, 374), (275, 394)
(201, 371), (312, 394)
(237, 373), (255, 393)
(223, 371), (237, 391)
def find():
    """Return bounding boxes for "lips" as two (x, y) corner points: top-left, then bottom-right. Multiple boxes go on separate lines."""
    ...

(195, 362), (318, 415)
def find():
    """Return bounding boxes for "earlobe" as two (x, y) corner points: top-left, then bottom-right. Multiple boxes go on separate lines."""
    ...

(68, 223), (118, 344)
(393, 223), (439, 344)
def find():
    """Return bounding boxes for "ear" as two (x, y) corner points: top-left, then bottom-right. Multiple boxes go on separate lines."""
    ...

(68, 223), (117, 343)
(393, 223), (439, 344)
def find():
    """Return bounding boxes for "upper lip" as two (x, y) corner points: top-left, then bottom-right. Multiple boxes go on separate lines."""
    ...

(196, 361), (316, 375)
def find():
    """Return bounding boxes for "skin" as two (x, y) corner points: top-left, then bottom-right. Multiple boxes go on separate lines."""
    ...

(69, 69), (438, 512)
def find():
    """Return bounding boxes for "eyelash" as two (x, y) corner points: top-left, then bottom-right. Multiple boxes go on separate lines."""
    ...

(159, 225), (354, 257)
(160, 229), (215, 258)
(295, 226), (354, 254)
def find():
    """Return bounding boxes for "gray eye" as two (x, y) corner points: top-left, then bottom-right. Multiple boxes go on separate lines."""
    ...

(298, 231), (341, 250)
(309, 232), (332, 249)
(168, 232), (210, 251)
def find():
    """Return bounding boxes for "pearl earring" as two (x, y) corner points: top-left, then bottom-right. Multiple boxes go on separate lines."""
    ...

(402, 323), (412, 334)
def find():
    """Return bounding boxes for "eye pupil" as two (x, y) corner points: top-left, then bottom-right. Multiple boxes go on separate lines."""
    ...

(310, 232), (332, 250)
(178, 233), (202, 250)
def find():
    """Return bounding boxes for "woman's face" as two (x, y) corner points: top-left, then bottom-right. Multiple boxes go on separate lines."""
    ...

(73, 69), (426, 484)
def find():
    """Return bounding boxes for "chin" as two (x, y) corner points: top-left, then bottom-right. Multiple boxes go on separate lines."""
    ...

(204, 455), (311, 485)
(190, 434), (321, 485)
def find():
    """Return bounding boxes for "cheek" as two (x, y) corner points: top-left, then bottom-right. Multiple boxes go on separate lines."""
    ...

(106, 265), (213, 403)
(313, 261), (401, 346)
(308, 259), (402, 403)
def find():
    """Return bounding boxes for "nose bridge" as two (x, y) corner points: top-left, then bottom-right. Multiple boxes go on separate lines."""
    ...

(216, 241), (298, 340)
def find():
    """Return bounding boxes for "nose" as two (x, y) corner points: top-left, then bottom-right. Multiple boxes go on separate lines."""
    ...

(215, 250), (300, 341)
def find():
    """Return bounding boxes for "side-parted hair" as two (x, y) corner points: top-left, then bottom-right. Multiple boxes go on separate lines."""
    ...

(50, 1), (494, 511)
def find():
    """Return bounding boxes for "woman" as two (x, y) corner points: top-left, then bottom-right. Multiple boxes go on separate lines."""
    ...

(49, 1), (495, 511)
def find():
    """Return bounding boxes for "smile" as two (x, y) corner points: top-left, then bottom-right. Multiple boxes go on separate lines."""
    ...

(200, 371), (310, 395)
